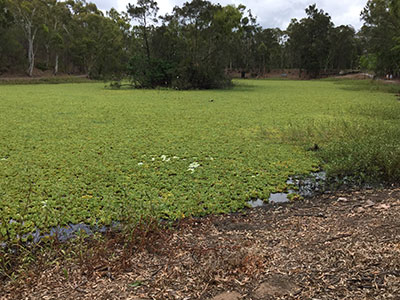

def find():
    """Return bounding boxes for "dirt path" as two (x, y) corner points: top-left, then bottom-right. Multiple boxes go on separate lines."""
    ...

(2, 188), (400, 299)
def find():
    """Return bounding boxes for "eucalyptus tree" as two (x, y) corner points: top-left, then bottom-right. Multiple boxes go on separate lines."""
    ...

(286, 4), (333, 77)
(328, 25), (358, 70)
(127, 0), (159, 62)
(63, 0), (126, 78)
(0, 0), (15, 72)
(166, 0), (243, 88)
(229, 7), (260, 74)
(361, 0), (400, 75)
(7, 0), (46, 76)
(253, 28), (284, 73)
(41, 0), (71, 74)
(126, 0), (244, 89)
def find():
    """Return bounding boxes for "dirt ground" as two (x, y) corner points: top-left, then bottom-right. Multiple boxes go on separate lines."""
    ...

(1, 187), (400, 300)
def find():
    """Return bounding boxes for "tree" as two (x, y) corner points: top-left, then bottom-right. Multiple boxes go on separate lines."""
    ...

(168, 0), (242, 88)
(361, 0), (400, 76)
(228, 7), (260, 75)
(127, 0), (243, 89)
(63, 0), (127, 78)
(7, 0), (46, 76)
(328, 25), (358, 70)
(127, 0), (164, 87)
(0, 0), (13, 72)
(127, 0), (159, 62)
(0, 0), (11, 27)
(286, 5), (333, 77)
(173, 1), (243, 88)
(254, 28), (283, 73)
(41, 0), (71, 75)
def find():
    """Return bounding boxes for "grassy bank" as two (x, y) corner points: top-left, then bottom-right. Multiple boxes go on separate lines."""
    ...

(0, 76), (95, 85)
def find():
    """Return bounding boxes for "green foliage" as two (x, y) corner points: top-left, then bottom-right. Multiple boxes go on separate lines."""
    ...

(360, 0), (400, 75)
(281, 79), (400, 183)
(328, 25), (359, 70)
(172, 63), (232, 90)
(128, 55), (174, 88)
(359, 54), (378, 71)
(1, 79), (399, 243)
(0, 0), (131, 78)
(127, 0), (242, 89)
(1, 0), (395, 81)
(286, 4), (333, 77)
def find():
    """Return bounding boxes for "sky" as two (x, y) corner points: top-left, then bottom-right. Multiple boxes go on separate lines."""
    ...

(93, 0), (367, 30)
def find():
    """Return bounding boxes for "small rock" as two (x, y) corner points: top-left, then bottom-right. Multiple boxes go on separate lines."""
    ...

(337, 197), (348, 202)
(364, 200), (375, 207)
(210, 291), (241, 300)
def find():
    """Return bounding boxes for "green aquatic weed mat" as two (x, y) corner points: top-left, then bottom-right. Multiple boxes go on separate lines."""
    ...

(1, 79), (398, 241)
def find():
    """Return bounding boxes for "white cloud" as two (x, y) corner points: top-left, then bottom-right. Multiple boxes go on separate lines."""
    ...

(97, 0), (367, 30)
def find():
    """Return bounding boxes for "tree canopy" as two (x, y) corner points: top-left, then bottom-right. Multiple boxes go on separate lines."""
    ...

(360, 0), (400, 76)
(0, 0), (398, 86)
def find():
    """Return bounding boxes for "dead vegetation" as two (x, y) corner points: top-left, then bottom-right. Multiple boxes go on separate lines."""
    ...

(1, 187), (400, 299)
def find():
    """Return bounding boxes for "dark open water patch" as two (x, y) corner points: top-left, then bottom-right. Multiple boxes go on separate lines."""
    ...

(22, 223), (116, 243)
(247, 171), (328, 208)
(1, 222), (120, 249)
(288, 171), (327, 197)
(247, 191), (295, 208)
(249, 170), (384, 209)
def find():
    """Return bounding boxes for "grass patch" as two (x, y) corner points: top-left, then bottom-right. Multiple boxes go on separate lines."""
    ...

(280, 80), (400, 184)
(0, 78), (399, 249)
(0, 76), (96, 85)
(328, 78), (400, 94)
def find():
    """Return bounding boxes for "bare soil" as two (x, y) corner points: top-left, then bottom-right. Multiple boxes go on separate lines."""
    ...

(1, 188), (400, 299)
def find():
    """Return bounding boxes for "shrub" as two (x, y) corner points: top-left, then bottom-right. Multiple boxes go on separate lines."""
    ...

(127, 55), (175, 88)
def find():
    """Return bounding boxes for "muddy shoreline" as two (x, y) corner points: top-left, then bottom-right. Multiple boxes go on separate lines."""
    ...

(2, 187), (400, 299)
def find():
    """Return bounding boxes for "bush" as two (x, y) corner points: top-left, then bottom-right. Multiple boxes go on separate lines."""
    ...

(172, 63), (232, 90)
(128, 55), (175, 88)
(35, 62), (49, 72)
(283, 116), (400, 184)
(127, 55), (232, 90)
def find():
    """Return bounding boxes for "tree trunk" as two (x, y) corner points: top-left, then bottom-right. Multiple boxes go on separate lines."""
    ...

(45, 44), (50, 69)
(28, 35), (35, 77)
(143, 30), (151, 62)
(142, 17), (151, 62)
(54, 53), (59, 75)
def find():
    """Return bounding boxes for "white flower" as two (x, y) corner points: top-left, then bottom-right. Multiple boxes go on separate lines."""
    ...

(152, 158), (155, 161)
(188, 162), (200, 173)
(173, 156), (179, 159)
(161, 155), (167, 161)
(138, 162), (144, 166)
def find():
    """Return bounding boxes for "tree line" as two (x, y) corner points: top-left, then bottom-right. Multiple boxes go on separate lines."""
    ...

(0, 0), (399, 88)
